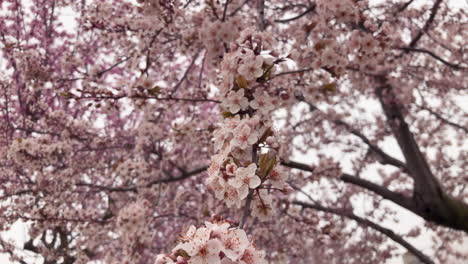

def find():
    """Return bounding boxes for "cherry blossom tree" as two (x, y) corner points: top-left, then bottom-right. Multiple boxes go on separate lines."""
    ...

(0, 0), (467, 263)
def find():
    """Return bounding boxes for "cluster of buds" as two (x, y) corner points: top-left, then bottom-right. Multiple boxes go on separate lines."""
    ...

(206, 29), (289, 222)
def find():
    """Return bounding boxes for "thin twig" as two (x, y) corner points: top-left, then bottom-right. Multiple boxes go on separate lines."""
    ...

(270, 67), (314, 79)
(257, 0), (265, 31)
(396, 46), (465, 70)
(170, 50), (201, 96)
(222, 0), (230, 22)
(229, 0), (249, 17)
(76, 166), (208, 193)
(274, 4), (316, 23)
(416, 104), (468, 133)
(407, 0), (443, 48)
(239, 190), (254, 229)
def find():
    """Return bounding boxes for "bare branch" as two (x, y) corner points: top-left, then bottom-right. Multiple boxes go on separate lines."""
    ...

(396, 46), (466, 70)
(416, 104), (468, 133)
(395, 0), (415, 14)
(170, 50), (202, 96)
(274, 3), (316, 23)
(376, 77), (468, 233)
(281, 159), (416, 213)
(281, 160), (314, 173)
(407, 0), (443, 48)
(270, 67), (314, 80)
(257, 0), (265, 31)
(222, 0), (230, 22)
(340, 173), (416, 212)
(239, 190), (254, 229)
(295, 93), (408, 171)
(77, 166), (208, 193)
(229, 0), (249, 17)
(292, 200), (435, 264)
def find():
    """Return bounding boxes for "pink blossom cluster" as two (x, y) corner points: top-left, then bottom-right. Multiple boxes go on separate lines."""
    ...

(291, 0), (396, 91)
(14, 49), (51, 83)
(199, 17), (245, 60)
(219, 28), (277, 94)
(8, 136), (72, 170)
(155, 221), (267, 264)
(115, 199), (153, 262)
(316, 0), (359, 23)
(206, 29), (288, 221)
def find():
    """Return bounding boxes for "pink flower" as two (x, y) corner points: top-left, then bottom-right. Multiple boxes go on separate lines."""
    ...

(175, 228), (222, 264)
(154, 222), (267, 264)
(229, 164), (260, 198)
(213, 127), (230, 152)
(205, 221), (230, 239)
(238, 55), (264, 81)
(231, 124), (259, 149)
(208, 154), (225, 178)
(225, 163), (237, 176)
(155, 254), (175, 264)
(250, 91), (275, 114)
(219, 229), (250, 261)
(207, 176), (227, 200)
(267, 166), (288, 188)
(224, 115), (241, 130)
(321, 48), (339, 66)
(251, 191), (275, 222)
(239, 245), (267, 264)
(223, 89), (249, 114)
(220, 259), (237, 264)
(223, 184), (245, 208)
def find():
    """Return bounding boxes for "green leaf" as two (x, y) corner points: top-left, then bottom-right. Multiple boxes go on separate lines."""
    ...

(222, 111), (234, 118)
(321, 82), (337, 93)
(176, 249), (190, 259)
(235, 75), (248, 89)
(258, 127), (273, 143)
(147, 86), (161, 95)
(258, 152), (277, 179)
(59, 92), (73, 98)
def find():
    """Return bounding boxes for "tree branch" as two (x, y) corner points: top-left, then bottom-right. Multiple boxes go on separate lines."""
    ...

(76, 166), (208, 193)
(239, 190), (254, 229)
(407, 0), (443, 48)
(274, 3), (316, 23)
(416, 104), (468, 133)
(257, 0), (265, 31)
(170, 50), (201, 96)
(396, 46), (465, 70)
(292, 200), (435, 264)
(270, 67), (314, 80)
(229, 0), (249, 17)
(281, 160), (314, 173)
(340, 173), (416, 212)
(395, 0), (415, 14)
(376, 77), (468, 233)
(281, 159), (416, 213)
(221, 0), (230, 22)
(295, 93), (408, 171)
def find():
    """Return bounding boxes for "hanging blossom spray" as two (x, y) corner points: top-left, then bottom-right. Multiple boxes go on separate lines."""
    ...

(155, 28), (290, 264)
(208, 28), (290, 223)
